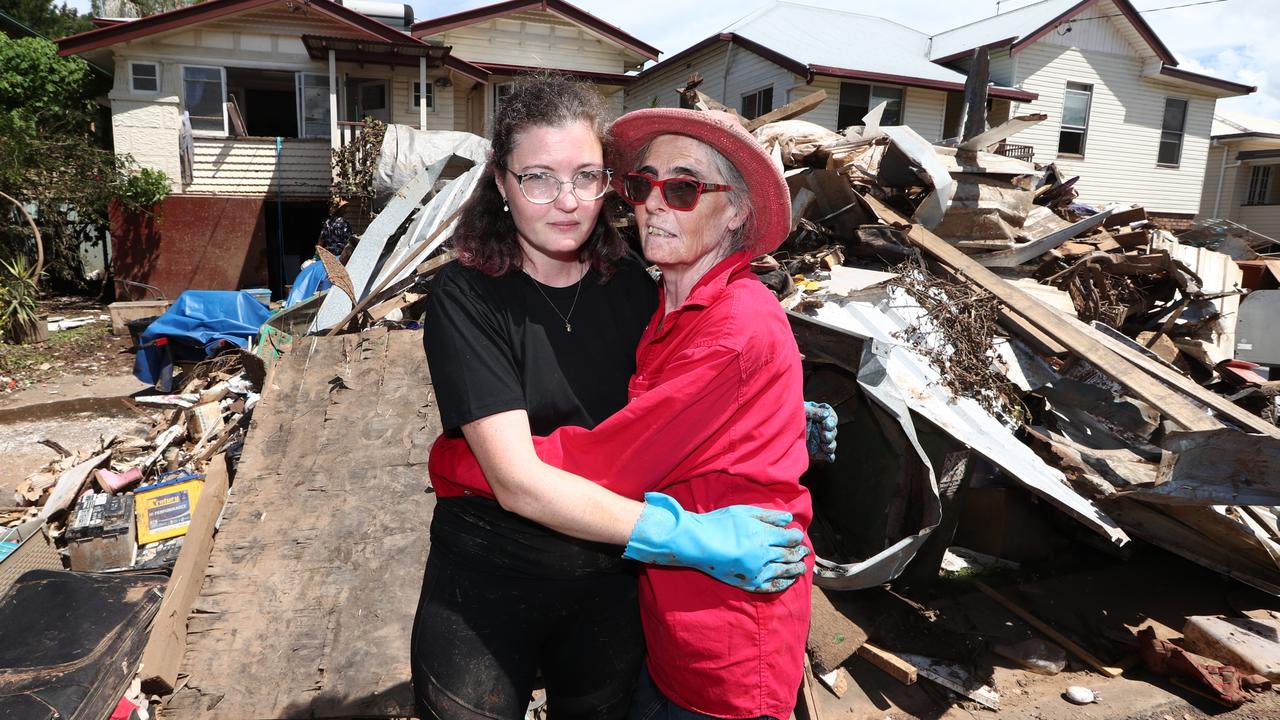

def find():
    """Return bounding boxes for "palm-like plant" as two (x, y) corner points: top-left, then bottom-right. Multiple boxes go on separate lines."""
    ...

(1, 256), (42, 343)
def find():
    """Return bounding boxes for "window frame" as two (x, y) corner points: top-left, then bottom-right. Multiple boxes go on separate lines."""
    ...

(1246, 165), (1276, 206)
(1057, 81), (1093, 158)
(740, 86), (774, 121)
(1157, 96), (1189, 168)
(129, 61), (160, 94)
(837, 81), (904, 130)
(295, 72), (331, 140)
(181, 64), (228, 137)
(412, 80), (435, 111)
(494, 81), (514, 115)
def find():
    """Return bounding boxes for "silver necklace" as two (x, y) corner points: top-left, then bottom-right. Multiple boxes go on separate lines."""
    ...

(525, 262), (587, 332)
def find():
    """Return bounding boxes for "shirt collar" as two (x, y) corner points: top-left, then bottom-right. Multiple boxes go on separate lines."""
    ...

(655, 250), (753, 315)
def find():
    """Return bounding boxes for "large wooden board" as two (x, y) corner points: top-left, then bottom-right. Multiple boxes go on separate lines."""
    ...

(164, 328), (439, 719)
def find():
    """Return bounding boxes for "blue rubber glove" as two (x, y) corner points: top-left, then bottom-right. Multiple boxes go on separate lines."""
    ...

(623, 492), (809, 593)
(805, 401), (838, 463)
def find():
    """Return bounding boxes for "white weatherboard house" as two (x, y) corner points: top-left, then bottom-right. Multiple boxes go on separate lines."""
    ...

(1199, 111), (1280, 242)
(56, 0), (657, 298)
(625, 0), (1253, 223)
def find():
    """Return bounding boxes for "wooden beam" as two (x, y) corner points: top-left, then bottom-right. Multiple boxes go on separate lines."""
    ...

(859, 194), (1276, 436)
(139, 454), (231, 695)
(974, 580), (1124, 678)
(961, 47), (990, 142)
(856, 643), (918, 685)
(744, 90), (828, 132)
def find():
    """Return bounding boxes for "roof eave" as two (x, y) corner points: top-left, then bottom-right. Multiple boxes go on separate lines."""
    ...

(1213, 131), (1280, 142)
(930, 36), (1017, 65)
(1158, 65), (1255, 96)
(810, 65), (1038, 102)
(475, 62), (637, 85)
(57, 0), (422, 57)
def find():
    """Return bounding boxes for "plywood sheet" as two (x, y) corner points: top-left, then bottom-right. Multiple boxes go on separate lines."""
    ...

(164, 328), (439, 719)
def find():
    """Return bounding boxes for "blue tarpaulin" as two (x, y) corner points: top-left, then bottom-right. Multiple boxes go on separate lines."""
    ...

(285, 260), (332, 308)
(133, 291), (272, 386)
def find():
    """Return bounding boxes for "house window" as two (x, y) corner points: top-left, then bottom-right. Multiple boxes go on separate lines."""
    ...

(838, 82), (902, 129)
(183, 65), (227, 134)
(740, 87), (773, 120)
(1246, 166), (1280, 205)
(1058, 82), (1092, 156)
(412, 81), (434, 110)
(295, 73), (330, 140)
(494, 82), (514, 113)
(838, 83), (902, 128)
(130, 62), (159, 93)
(1158, 97), (1188, 166)
(678, 91), (696, 110)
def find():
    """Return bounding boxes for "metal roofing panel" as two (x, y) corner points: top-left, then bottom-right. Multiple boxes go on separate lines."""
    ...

(726, 1), (969, 85)
(928, 0), (1079, 60)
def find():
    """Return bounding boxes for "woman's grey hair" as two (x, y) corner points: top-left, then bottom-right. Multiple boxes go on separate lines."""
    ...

(636, 137), (753, 255)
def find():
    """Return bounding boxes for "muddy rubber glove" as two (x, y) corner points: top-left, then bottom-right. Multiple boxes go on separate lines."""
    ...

(805, 401), (837, 463)
(623, 492), (809, 593)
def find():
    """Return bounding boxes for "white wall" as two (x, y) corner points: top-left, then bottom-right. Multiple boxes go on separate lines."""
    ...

(624, 41), (799, 116)
(427, 12), (644, 74)
(1006, 41), (1219, 214)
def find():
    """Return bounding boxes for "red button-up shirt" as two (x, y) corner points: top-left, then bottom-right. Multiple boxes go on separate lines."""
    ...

(429, 252), (812, 719)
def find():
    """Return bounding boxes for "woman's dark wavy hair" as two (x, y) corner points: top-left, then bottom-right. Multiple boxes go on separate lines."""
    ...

(451, 73), (626, 279)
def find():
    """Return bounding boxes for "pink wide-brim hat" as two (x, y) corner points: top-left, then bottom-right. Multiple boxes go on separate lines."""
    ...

(609, 109), (792, 258)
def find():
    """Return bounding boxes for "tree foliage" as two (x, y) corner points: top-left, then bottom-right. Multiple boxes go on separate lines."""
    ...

(1, 0), (94, 40)
(0, 34), (148, 292)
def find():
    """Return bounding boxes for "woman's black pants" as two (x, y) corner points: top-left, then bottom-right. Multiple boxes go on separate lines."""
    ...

(411, 548), (645, 720)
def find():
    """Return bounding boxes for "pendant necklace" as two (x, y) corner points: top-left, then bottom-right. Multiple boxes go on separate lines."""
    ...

(526, 261), (586, 332)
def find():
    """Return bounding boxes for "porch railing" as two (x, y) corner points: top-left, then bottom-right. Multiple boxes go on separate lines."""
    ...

(993, 141), (1035, 163)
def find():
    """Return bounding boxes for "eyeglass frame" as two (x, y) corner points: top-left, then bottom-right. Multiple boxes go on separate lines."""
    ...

(617, 172), (735, 212)
(500, 167), (614, 205)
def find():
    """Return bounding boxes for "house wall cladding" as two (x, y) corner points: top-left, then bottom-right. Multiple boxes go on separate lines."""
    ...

(111, 99), (184, 189)
(805, 77), (948, 142)
(1008, 41), (1217, 214)
(427, 10), (641, 73)
(623, 42), (796, 116)
(187, 138), (331, 197)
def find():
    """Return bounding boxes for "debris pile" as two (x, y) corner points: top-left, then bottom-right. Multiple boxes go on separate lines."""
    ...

(5, 353), (261, 577)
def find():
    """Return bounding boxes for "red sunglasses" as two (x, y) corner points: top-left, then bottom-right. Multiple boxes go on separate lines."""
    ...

(618, 172), (734, 211)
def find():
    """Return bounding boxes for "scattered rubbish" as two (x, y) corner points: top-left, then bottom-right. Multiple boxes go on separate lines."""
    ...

(898, 653), (1000, 710)
(1137, 626), (1271, 707)
(134, 473), (205, 544)
(1182, 615), (1280, 681)
(993, 638), (1068, 675)
(1063, 686), (1098, 704)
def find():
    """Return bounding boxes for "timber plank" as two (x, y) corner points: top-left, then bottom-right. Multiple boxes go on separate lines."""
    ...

(165, 329), (438, 719)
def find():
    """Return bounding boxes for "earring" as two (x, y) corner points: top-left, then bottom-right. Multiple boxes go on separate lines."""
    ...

(503, 201), (509, 212)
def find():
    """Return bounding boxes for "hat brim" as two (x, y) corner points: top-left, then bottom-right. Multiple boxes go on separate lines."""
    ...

(609, 109), (791, 258)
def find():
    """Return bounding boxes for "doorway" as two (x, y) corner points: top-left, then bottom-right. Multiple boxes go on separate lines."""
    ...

(346, 78), (390, 123)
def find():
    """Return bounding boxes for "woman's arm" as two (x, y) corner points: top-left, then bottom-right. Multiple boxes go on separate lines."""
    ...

(461, 408), (642, 545)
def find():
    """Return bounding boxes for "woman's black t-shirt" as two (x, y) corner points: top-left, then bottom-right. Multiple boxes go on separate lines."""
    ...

(423, 254), (657, 577)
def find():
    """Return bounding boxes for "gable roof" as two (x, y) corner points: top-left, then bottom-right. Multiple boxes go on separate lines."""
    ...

(410, 0), (659, 61)
(57, 0), (420, 56)
(641, 3), (1036, 102)
(929, 0), (1175, 64)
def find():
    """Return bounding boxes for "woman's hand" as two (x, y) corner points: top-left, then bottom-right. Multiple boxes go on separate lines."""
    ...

(805, 401), (837, 464)
(623, 492), (809, 593)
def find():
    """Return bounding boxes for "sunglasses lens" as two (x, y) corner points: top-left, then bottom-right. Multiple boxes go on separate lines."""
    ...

(662, 179), (701, 210)
(623, 174), (655, 204)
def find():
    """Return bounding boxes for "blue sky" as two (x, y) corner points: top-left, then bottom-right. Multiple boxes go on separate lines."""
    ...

(65, 0), (1279, 120)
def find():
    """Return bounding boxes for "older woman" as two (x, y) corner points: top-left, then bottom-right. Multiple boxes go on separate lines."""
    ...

(428, 108), (812, 719)
(416, 77), (807, 720)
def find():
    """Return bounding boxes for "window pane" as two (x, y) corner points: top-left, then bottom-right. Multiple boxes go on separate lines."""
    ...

(300, 74), (329, 139)
(1062, 91), (1090, 128)
(1058, 129), (1085, 155)
(1162, 98), (1187, 132)
(741, 93), (758, 119)
(133, 63), (157, 92)
(838, 82), (870, 129)
(1157, 139), (1181, 166)
(870, 86), (903, 125)
(761, 87), (773, 115)
(184, 67), (224, 132)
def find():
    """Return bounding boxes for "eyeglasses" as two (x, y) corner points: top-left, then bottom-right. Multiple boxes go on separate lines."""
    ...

(619, 172), (734, 212)
(505, 168), (612, 204)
